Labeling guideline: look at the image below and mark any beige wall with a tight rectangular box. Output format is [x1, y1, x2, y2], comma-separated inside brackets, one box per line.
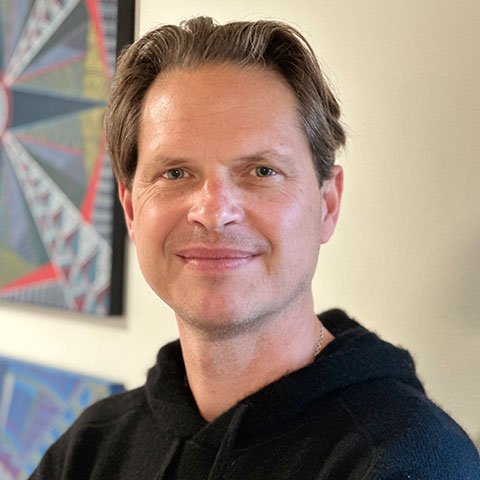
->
[1, 0, 478, 445]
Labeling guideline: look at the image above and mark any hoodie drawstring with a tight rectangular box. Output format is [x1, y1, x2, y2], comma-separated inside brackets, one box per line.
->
[155, 437, 183, 480]
[207, 403, 249, 480]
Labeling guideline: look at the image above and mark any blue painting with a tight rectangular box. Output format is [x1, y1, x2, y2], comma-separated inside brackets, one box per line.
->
[0, 355, 124, 479]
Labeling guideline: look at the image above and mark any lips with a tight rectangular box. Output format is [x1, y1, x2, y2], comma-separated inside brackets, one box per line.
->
[176, 246, 259, 271]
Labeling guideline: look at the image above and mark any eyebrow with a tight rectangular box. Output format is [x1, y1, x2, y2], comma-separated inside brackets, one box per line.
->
[146, 149, 293, 167]
[239, 150, 292, 162]
[147, 155, 192, 168]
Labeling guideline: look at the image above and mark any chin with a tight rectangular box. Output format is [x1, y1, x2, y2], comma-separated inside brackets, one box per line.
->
[174, 303, 268, 340]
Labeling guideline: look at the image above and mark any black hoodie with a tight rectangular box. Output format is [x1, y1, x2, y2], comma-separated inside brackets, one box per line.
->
[30, 309, 480, 479]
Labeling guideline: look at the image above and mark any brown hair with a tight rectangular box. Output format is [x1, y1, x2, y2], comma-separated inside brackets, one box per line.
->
[105, 16, 345, 189]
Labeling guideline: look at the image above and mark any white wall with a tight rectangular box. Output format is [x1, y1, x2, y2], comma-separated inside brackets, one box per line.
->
[1, 0, 478, 445]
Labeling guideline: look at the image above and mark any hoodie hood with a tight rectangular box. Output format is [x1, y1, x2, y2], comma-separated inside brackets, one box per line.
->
[145, 309, 424, 478]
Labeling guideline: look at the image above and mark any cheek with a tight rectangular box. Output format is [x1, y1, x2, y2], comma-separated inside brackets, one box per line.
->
[278, 189, 322, 232]
[252, 193, 322, 254]
[133, 198, 176, 256]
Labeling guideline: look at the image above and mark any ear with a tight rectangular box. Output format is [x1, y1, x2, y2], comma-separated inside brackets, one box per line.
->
[320, 165, 343, 244]
[118, 181, 136, 244]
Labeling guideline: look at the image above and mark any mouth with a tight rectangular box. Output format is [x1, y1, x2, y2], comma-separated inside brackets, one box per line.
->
[176, 247, 260, 272]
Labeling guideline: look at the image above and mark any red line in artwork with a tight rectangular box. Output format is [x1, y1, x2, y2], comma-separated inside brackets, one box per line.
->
[14, 53, 86, 85]
[84, 0, 111, 82]
[0, 262, 58, 293]
[81, 136, 106, 222]
[14, 133, 83, 157]
[0, 73, 13, 140]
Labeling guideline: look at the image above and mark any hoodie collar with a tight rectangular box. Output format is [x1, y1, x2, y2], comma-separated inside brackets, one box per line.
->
[145, 309, 423, 448]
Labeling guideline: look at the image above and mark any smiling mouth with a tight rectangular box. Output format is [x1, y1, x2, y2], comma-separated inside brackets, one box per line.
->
[176, 247, 259, 272]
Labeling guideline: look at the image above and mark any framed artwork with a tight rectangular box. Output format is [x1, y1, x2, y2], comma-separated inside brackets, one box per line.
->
[0, 354, 125, 479]
[0, 0, 134, 316]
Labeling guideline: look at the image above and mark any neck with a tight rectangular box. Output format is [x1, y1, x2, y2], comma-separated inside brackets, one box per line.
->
[176, 295, 334, 422]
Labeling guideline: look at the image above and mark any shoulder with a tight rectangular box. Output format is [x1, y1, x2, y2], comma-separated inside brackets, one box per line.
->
[29, 386, 152, 479]
[73, 385, 148, 427]
[339, 378, 480, 479]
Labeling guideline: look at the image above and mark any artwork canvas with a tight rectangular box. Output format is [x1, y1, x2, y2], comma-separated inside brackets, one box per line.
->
[0, 355, 125, 479]
[0, 0, 134, 315]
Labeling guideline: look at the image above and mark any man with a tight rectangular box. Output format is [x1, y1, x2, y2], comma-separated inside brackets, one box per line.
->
[31, 16, 479, 479]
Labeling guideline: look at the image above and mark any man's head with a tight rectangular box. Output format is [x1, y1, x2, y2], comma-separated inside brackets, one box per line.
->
[110, 17, 345, 335]
[105, 16, 345, 189]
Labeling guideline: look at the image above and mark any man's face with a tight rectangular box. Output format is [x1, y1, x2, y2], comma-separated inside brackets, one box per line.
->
[120, 64, 342, 334]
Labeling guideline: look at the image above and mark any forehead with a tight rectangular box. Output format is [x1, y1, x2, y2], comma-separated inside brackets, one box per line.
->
[144, 63, 297, 109]
[138, 64, 309, 162]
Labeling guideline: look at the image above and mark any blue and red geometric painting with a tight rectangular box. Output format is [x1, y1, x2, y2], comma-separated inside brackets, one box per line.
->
[0, 0, 132, 315]
[0, 355, 124, 479]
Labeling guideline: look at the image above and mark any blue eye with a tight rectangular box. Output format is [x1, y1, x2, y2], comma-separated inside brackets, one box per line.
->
[163, 168, 185, 180]
[254, 166, 275, 177]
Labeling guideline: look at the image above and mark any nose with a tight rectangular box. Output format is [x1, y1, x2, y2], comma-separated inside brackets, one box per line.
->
[187, 176, 245, 231]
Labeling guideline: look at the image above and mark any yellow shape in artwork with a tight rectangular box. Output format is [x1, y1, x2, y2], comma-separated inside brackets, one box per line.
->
[83, 20, 109, 100]
[18, 113, 84, 152]
[16, 62, 85, 98]
[0, 243, 35, 287]
[80, 106, 106, 179]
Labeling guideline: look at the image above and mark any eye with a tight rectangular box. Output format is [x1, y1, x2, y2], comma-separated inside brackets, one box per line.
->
[162, 168, 186, 180]
[253, 166, 276, 178]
